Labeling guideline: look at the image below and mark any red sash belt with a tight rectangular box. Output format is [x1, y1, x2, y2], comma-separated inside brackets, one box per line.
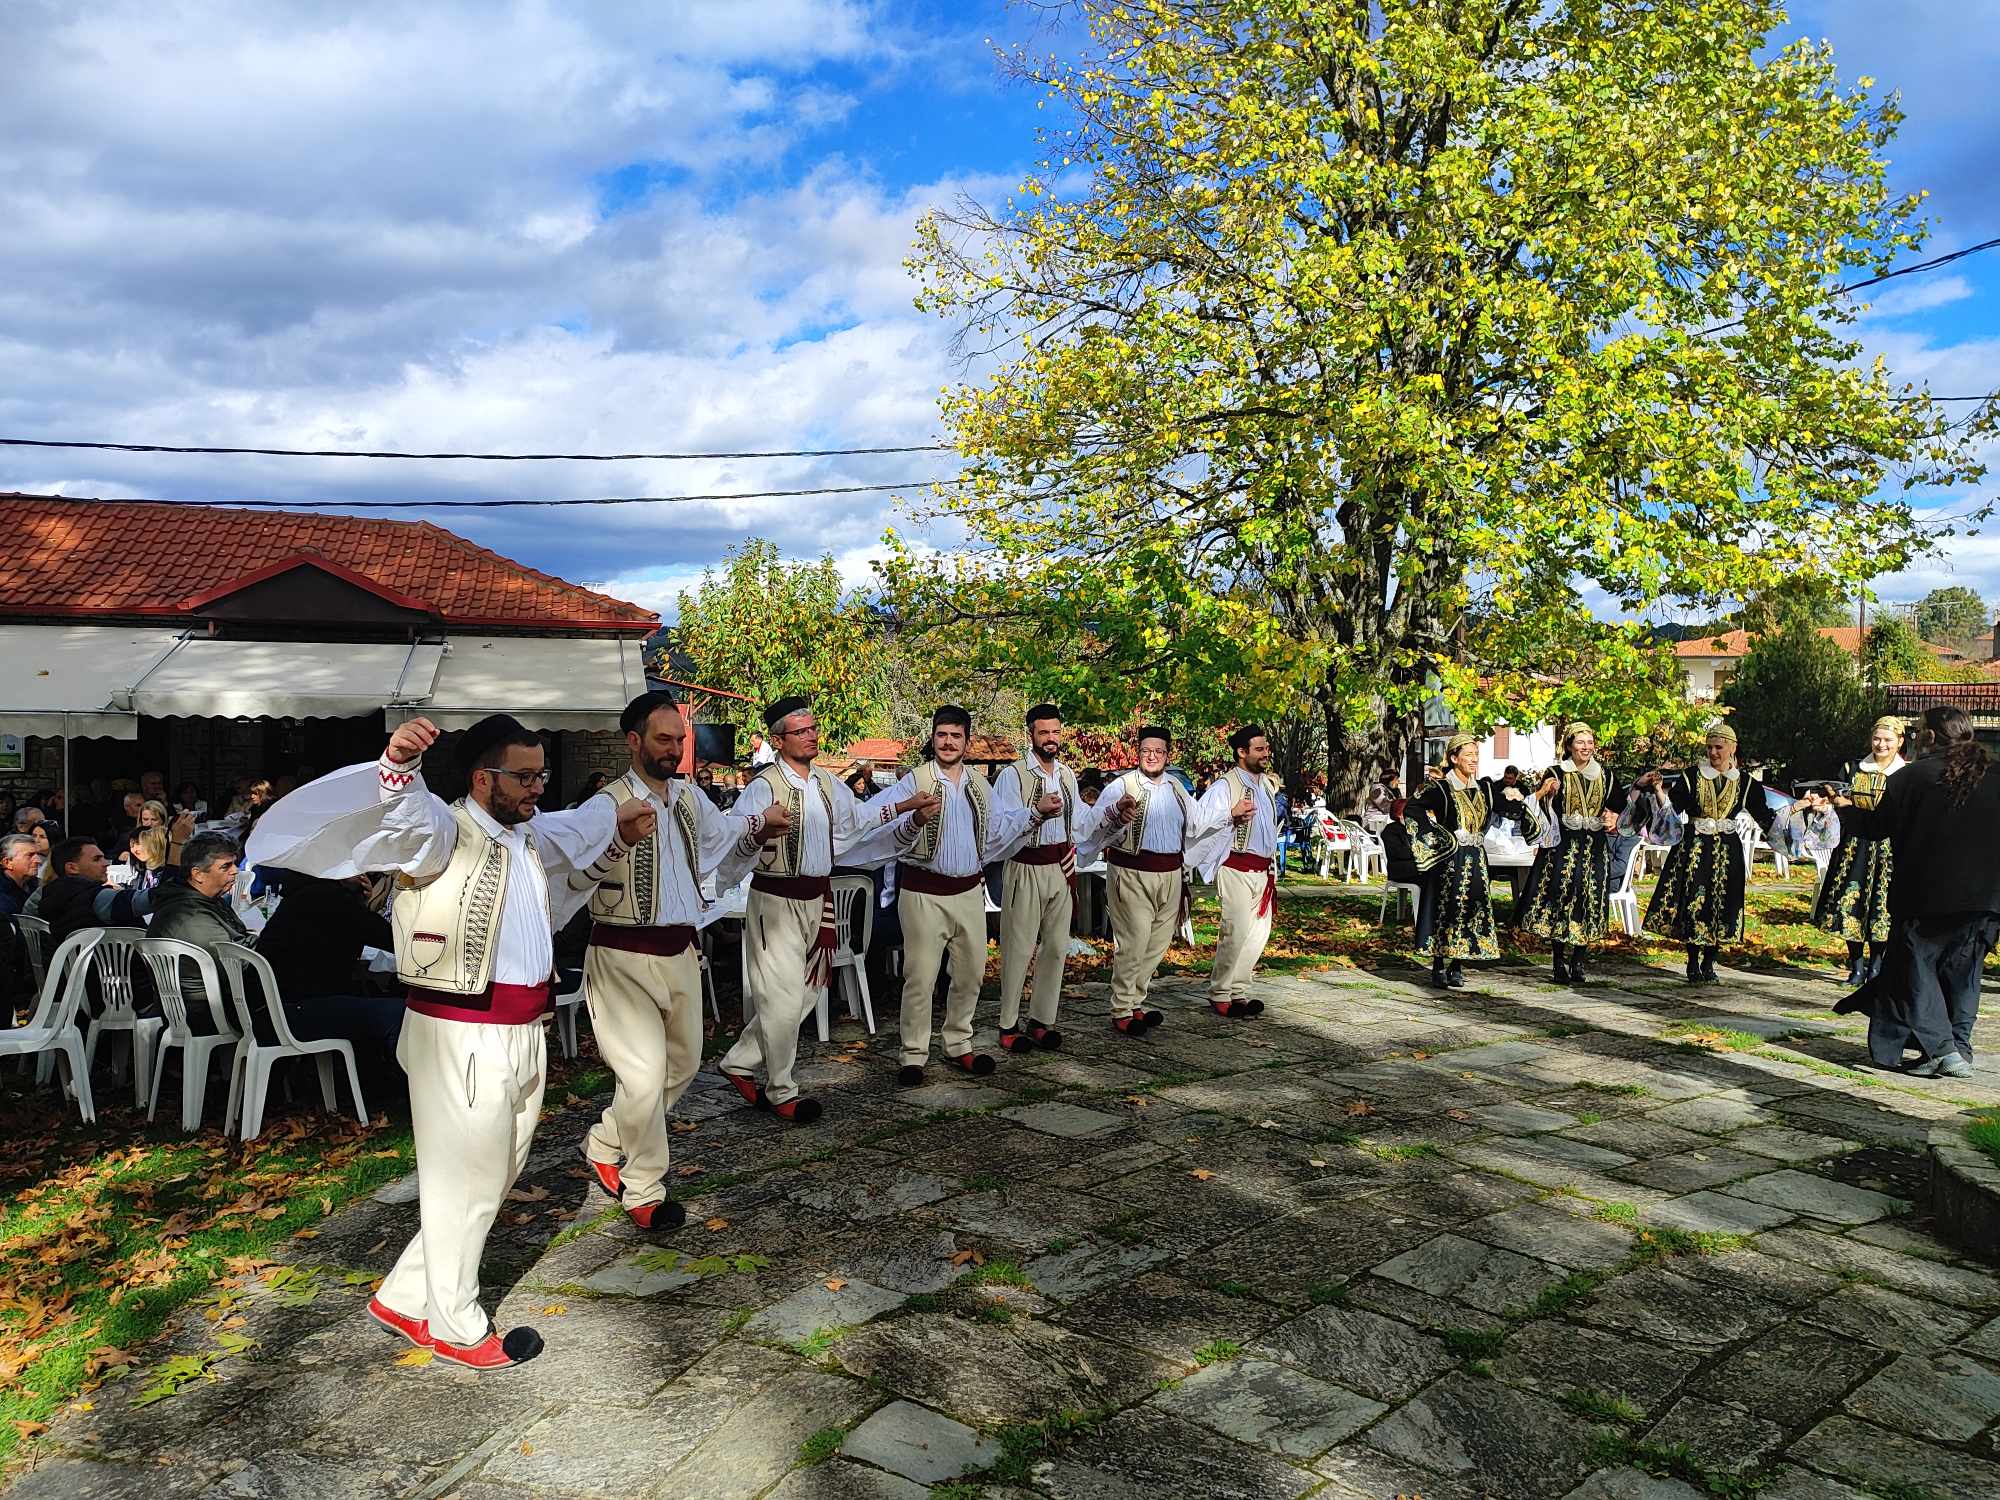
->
[749, 874, 838, 988]
[1109, 849, 1182, 873]
[406, 981, 551, 1027]
[896, 866, 984, 897]
[590, 922, 697, 957]
[752, 874, 831, 901]
[1224, 851, 1278, 918]
[1011, 843, 1071, 866]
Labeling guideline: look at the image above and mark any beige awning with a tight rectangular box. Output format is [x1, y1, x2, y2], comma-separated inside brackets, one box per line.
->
[0, 622, 168, 739]
[403, 635, 646, 732]
[123, 637, 445, 721]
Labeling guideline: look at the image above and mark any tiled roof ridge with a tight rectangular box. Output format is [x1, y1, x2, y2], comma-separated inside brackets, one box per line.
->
[412, 519, 653, 622]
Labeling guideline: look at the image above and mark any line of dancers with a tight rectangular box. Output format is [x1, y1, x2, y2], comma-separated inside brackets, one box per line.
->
[245, 695, 1989, 1371]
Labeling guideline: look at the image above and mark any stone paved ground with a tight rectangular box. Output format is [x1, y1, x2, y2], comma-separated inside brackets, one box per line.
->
[10, 904, 2000, 1500]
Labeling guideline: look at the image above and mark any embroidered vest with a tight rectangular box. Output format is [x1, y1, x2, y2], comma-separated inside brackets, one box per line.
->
[1847, 759, 1899, 812]
[587, 771, 705, 925]
[752, 763, 838, 876]
[1009, 757, 1077, 844]
[1222, 768, 1279, 853]
[391, 802, 545, 995]
[1116, 770, 1192, 854]
[1553, 763, 1610, 820]
[908, 760, 990, 865]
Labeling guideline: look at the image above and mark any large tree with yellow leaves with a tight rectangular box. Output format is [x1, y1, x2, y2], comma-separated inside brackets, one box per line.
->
[890, 0, 1989, 806]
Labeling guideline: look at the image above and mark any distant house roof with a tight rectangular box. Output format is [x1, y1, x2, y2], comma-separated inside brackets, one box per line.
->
[1674, 625, 1955, 661]
[0, 493, 657, 634]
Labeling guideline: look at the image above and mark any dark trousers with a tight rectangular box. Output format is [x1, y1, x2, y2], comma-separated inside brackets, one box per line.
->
[287, 993, 406, 1054]
[1863, 915, 1992, 1066]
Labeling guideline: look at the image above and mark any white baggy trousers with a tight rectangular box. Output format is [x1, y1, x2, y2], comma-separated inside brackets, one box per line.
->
[377, 1010, 546, 1346]
[583, 944, 703, 1208]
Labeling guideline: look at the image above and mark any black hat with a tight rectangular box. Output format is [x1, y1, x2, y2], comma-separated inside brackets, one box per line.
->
[763, 696, 811, 731]
[1229, 724, 1266, 753]
[455, 713, 537, 774]
[1136, 725, 1172, 749]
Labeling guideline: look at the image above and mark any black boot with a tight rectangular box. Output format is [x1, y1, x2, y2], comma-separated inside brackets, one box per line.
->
[1551, 944, 1570, 984]
[1699, 947, 1720, 984]
[1843, 943, 1864, 988]
[1685, 946, 1702, 984]
[1429, 961, 1451, 990]
[1569, 947, 1589, 986]
[1863, 946, 1884, 983]
[1446, 961, 1466, 989]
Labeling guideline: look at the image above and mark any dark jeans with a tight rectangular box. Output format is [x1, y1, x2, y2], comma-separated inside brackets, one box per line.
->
[1855, 915, 1993, 1066]
[285, 993, 406, 1054]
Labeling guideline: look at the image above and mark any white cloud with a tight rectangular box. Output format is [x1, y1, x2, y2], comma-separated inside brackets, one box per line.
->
[1855, 275, 1974, 321]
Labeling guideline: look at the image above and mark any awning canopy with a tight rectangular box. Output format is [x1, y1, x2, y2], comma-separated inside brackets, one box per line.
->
[405, 635, 645, 732]
[0, 622, 168, 739]
[123, 637, 445, 721]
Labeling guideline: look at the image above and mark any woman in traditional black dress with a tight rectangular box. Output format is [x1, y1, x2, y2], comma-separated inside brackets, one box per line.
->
[1642, 721, 1779, 983]
[1406, 733, 1542, 989]
[1811, 715, 1905, 987]
[1516, 722, 1626, 986]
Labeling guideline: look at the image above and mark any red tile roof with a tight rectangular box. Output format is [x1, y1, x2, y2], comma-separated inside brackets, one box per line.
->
[1674, 625, 1952, 660]
[0, 493, 656, 633]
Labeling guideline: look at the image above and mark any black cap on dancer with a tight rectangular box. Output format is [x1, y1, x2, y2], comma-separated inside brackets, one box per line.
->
[1229, 724, 1266, 753]
[454, 713, 536, 775]
[764, 695, 810, 731]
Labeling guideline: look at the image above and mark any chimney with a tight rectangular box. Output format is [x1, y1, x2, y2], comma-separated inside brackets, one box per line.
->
[1992, 616, 1999, 663]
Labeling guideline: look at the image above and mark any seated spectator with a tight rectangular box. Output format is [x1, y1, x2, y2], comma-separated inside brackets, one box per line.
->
[696, 766, 724, 806]
[106, 790, 145, 847]
[569, 771, 611, 809]
[253, 870, 403, 1052]
[226, 778, 273, 822]
[140, 770, 167, 804]
[13, 806, 43, 838]
[173, 780, 209, 821]
[0, 833, 40, 916]
[37, 835, 157, 943]
[145, 833, 246, 1029]
[120, 828, 167, 892]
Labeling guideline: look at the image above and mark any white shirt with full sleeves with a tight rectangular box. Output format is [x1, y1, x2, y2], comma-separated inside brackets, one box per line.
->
[875, 765, 1036, 876]
[731, 761, 911, 876]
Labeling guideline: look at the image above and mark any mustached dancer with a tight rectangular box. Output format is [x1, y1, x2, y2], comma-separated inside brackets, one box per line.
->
[992, 703, 1088, 1053]
[1197, 725, 1279, 1019]
[719, 697, 935, 1122]
[247, 714, 642, 1370]
[570, 692, 781, 1229]
[1079, 725, 1245, 1035]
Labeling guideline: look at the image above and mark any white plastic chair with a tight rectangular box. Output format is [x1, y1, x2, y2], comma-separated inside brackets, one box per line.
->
[14, 914, 51, 994]
[81, 927, 162, 1108]
[0, 929, 101, 1122]
[1608, 841, 1645, 938]
[211, 943, 366, 1141]
[136, 937, 242, 1131]
[1346, 821, 1387, 882]
[553, 973, 587, 1062]
[828, 874, 877, 1036]
[1377, 880, 1423, 925]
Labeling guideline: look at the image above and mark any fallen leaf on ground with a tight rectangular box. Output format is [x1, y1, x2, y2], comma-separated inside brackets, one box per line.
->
[319, 1197, 333, 1216]
[1342, 1099, 1374, 1117]
[824, 1278, 847, 1292]
[1308, 1159, 1328, 1168]
[671, 1121, 699, 1134]
[393, 1347, 434, 1367]
[1257, 1120, 1279, 1130]
[948, 1249, 985, 1267]
[11, 1420, 46, 1440]
[505, 1184, 550, 1203]
[676, 1166, 704, 1178]
[703, 1217, 729, 1232]
[290, 1229, 319, 1241]
[542, 1304, 567, 1316]
[1190, 1169, 1217, 1182]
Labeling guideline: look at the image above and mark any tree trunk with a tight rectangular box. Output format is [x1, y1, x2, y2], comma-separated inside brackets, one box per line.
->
[1323, 692, 1411, 815]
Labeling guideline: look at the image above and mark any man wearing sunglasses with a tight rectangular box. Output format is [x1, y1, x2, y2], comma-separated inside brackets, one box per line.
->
[248, 711, 647, 1374]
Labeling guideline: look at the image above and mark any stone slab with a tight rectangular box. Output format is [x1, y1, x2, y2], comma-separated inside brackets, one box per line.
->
[1371, 1232, 1567, 1316]
[1560, 1472, 1707, 1500]
[1728, 1125, 1861, 1163]
[1614, 1148, 1777, 1194]
[1643, 1395, 1787, 1478]
[841, 1399, 1000, 1484]
[1041, 1406, 1320, 1500]
[1464, 1201, 1637, 1271]
[1152, 1356, 1386, 1460]
[1641, 1190, 1794, 1236]
[1488, 1321, 1700, 1416]
[1363, 1371, 1603, 1499]
[1465, 1103, 1579, 1134]
[651, 1369, 879, 1500]
[743, 1278, 907, 1345]
[998, 1100, 1127, 1137]
[787, 1172, 960, 1222]
[1718, 1169, 1908, 1226]
[1845, 1350, 2000, 1441]
[1251, 1304, 1455, 1403]
[761, 1463, 930, 1500]
[1791, 1414, 2000, 1500]
[482, 1389, 736, 1493]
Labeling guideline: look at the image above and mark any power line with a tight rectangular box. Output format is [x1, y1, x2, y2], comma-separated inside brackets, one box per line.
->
[75, 477, 965, 511]
[1700, 234, 2000, 336]
[0, 436, 952, 461]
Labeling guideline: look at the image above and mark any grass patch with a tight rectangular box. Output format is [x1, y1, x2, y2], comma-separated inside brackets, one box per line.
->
[793, 1325, 851, 1360]
[1967, 1110, 2000, 1172]
[964, 1260, 1033, 1289]
[1573, 1112, 1604, 1126]
[1660, 1021, 1766, 1053]
[989, 1406, 1116, 1484]
[1631, 1227, 1750, 1263]
[965, 1172, 1009, 1194]
[1439, 1326, 1507, 1360]
[1192, 1338, 1243, 1366]
[1592, 1201, 1640, 1225]
[1364, 1141, 1442, 1161]
[798, 1425, 846, 1464]
[1095, 1210, 1150, 1246]
[722, 1308, 754, 1333]
[976, 1302, 1015, 1325]
[902, 1292, 945, 1314]
[1858, 1482, 1949, 1500]
[0, 1111, 416, 1462]
[1589, 1433, 1770, 1499]
[932, 1485, 987, 1500]
[1562, 1387, 1645, 1425]
[1581, 1082, 1650, 1098]
[1045, 1236, 1078, 1255]
[547, 1202, 623, 1248]
[1527, 1268, 1613, 1318]
[1308, 1281, 1350, 1306]
[1542, 1023, 1589, 1038]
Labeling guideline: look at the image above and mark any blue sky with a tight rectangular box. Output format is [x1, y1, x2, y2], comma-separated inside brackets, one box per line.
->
[1, 1, 1995, 624]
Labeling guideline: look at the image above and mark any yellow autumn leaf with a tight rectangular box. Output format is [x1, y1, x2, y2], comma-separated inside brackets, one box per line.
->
[393, 1347, 434, 1367]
